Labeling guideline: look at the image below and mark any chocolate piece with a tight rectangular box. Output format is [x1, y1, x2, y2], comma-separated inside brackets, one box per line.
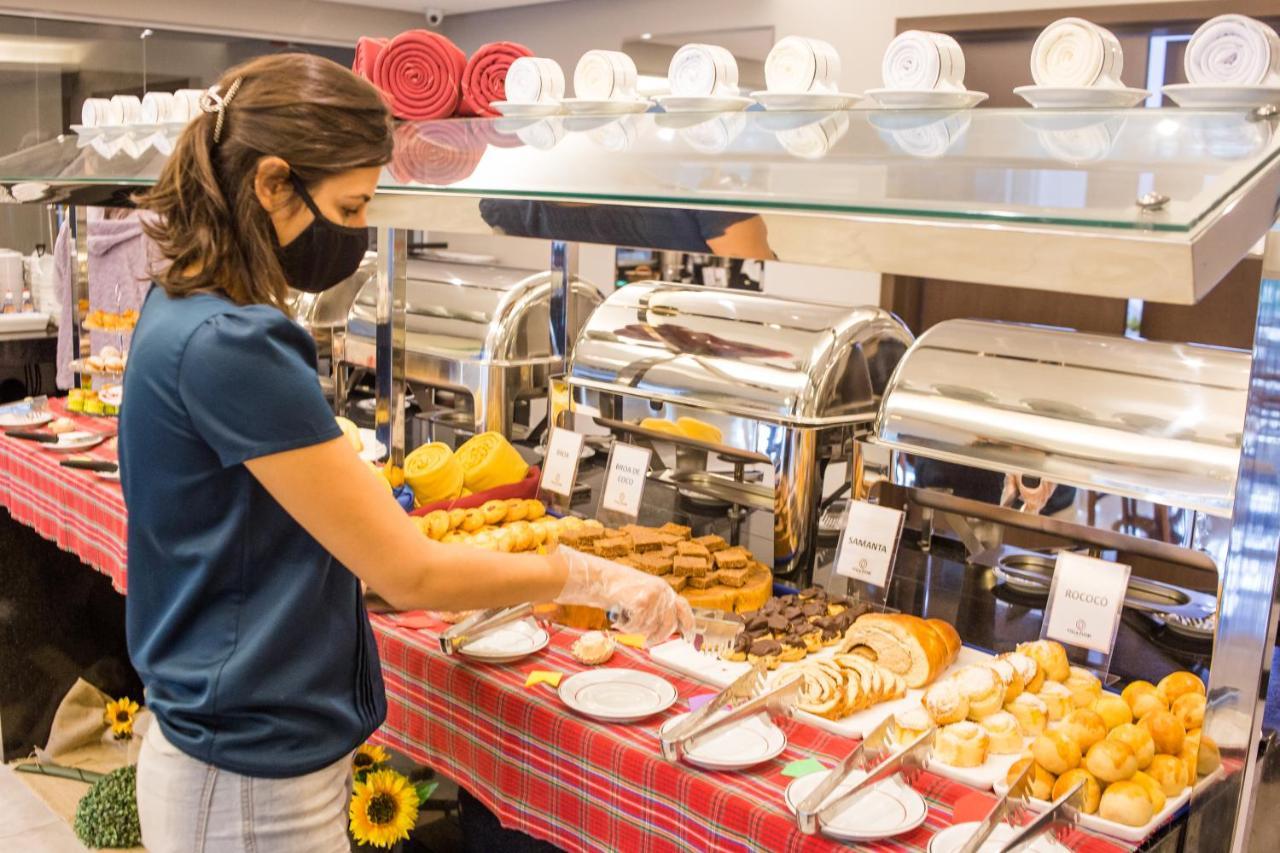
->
[802, 601, 827, 618]
[731, 633, 752, 654]
[692, 534, 728, 553]
[781, 605, 804, 621]
[798, 586, 826, 600]
[781, 633, 807, 650]
[748, 638, 782, 657]
[766, 614, 790, 633]
[745, 614, 770, 633]
[672, 556, 708, 577]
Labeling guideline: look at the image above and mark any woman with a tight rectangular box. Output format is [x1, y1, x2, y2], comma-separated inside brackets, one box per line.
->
[120, 53, 690, 852]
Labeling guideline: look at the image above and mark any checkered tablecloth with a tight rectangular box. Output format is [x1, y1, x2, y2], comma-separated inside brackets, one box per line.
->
[1, 412, 1142, 852]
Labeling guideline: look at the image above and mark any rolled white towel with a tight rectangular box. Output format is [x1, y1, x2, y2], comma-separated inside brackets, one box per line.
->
[505, 56, 565, 104]
[1185, 14, 1280, 87]
[764, 36, 841, 94]
[1031, 18, 1124, 88]
[79, 98, 112, 128]
[141, 91, 177, 124]
[110, 94, 142, 125]
[882, 30, 966, 92]
[668, 43, 739, 97]
[171, 89, 206, 123]
[573, 49, 638, 100]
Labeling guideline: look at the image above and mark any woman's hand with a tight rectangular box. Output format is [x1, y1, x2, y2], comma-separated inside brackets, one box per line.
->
[552, 547, 694, 646]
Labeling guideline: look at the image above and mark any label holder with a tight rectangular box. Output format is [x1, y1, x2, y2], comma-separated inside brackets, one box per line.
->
[832, 499, 906, 609]
[1040, 551, 1131, 680]
[595, 441, 652, 529]
[537, 426, 586, 516]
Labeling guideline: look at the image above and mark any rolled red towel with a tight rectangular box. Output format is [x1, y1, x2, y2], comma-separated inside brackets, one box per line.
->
[373, 29, 466, 121]
[387, 121, 485, 186]
[352, 36, 388, 81]
[457, 41, 534, 117]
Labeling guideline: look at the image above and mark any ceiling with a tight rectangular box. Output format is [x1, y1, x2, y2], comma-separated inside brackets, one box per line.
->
[335, 0, 563, 13]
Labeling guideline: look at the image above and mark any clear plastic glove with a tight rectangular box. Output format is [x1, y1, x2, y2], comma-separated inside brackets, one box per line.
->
[551, 546, 694, 646]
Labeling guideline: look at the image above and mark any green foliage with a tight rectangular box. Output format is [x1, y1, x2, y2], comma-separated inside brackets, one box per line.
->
[73, 764, 141, 849]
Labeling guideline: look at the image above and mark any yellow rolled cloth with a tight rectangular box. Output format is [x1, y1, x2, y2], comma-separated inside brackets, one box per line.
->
[405, 442, 464, 503]
[454, 431, 529, 492]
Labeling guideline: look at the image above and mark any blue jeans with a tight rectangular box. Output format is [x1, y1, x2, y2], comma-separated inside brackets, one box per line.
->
[137, 723, 352, 853]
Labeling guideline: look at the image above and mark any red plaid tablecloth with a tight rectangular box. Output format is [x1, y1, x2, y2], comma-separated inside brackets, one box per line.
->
[0, 412, 1141, 852]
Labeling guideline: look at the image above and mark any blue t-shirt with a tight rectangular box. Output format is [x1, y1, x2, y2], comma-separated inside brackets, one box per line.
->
[120, 287, 385, 778]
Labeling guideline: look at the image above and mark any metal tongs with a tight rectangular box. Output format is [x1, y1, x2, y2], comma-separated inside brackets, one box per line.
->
[997, 779, 1086, 853]
[660, 663, 802, 762]
[438, 603, 540, 654]
[955, 762, 1035, 853]
[796, 716, 935, 835]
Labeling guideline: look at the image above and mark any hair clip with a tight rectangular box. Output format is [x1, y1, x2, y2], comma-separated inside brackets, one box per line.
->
[199, 76, 244, 144]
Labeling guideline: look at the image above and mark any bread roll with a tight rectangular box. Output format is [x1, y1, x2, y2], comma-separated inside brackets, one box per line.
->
[923, 679, 969, 725]
[1093, 694, 1133, 730]
[1140, 709, 1186, 756]
[1099, 780, 1154, 827]
[935, 721, 989, 768]
[1032, 729, 1081, 775]
[1123, 681, 1166, 719]
[985, 658, 1025, 703]
[1060, 708, 1108, 751]
[845, 613, 950, 688]
[1053, 768, 1101, 814]
[1156, 671, 1205, 706]
[1007, 757, 1056, 800]
[1107, 723, 1155, 770]
[953, 665, 1006, 720]
[1183, 729, 1222, 778]
[1065, 666, 1102, 709]
[1037, 681, 1072, 721]
[893, 706, 935, 745]
[1146, 754, 1189, 796]
[1172, 692, 1205, 731]
[1000, 651, 1044, 693]
[1086, 739, 1138, 783]
[981, 711, 1024, 754]
[1018, 640, 1070, 682]
[1130, 770, 1167, 814]
[1006, 692, 1049, 737]
[927, 618, 962, 664]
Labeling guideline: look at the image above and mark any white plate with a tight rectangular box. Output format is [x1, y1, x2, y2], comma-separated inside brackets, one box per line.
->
[0, 410, 53, 428]
[1014, 85, 1150, 109]
[0, 312, 52, 334]
[929, 821, 1070, 853]
[492, 101, 563, 118]
[784, 769, 929, 842]
[750, 91, 862, 111]
[558, 668, 677, 723]
[457, 619, 549, 663]
[654, 95, 753, 113]
[658, 711, 787, 770]
[926, 738, 1030, 790]
[1162, 84, 1280, 109]
[357, 428, 387, 463]
[865, 88, 989, 109]
[560, 98, 650, 115]
[42, 431, 107, 452]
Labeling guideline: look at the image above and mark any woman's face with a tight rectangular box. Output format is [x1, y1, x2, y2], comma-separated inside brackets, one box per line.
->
[256, 160, 381, 248]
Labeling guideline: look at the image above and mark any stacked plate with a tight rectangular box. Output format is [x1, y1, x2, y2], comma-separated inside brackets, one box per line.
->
[457, 620, 550, 664]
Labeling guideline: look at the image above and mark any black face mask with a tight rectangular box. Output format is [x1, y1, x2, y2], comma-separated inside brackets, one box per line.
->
[276, 173, 368, 293]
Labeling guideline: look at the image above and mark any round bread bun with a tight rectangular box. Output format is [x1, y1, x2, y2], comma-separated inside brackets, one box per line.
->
[1006, 692, 1049, 737]
[1107, 722, 1156, 770]
[481, 500, 507, 525]
[1093, 694, 1133, 731]
[954, 665, 1006, 720]
[1065, 666, 1103, 709]
[923, 679, 969, 726]
[1130, 770, 1167, 814]
[1183, 729, 1222, 778]
[985, 658, 1025, 703]
[935, 721, 990, 768]
[1007, 757, 1056, 801]
[1060, 708, 1108, 751]
[504, 497, 529, 522]
[524, 499, 546, 520]
[86, 355, 105, 371]
[1085, 738, 1139, 783]
[1053, 768, 1102, 814]
[1123, 681, 1167, 719]
[1156, 671, 1205, 706]
[99, 345, 121, 360]
[448, 508, 466, 530]
[1032, 729, 1081, 775]
[980, 711, 1024, 755]
[1171, 692, 1206, 732]
[893, 706, 935, 745]
[1099, 780, 1155, 827]
[1018, 640, 1070, 683]
[1000, 652, 1044, 693]
[1146, 753, 1189, 797]
[1037, 681, 1072, 721]
[1139, 709, 1186, 756]
[104, 356, 126, 372]
[335, 416, 363, 453]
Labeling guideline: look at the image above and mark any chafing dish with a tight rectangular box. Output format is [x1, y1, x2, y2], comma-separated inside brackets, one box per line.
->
[335, 258, 602, 440]
[566, 281, 913, 577]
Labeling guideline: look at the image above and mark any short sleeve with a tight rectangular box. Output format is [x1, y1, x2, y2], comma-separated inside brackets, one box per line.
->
[178, 307, 342, 467]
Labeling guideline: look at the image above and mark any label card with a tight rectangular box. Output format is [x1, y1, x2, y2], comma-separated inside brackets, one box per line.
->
[598, 442, 652, 521]
[539, 427, 585, 498]
[1042, 552, 1131, 658]
[834, 501, 906, 595]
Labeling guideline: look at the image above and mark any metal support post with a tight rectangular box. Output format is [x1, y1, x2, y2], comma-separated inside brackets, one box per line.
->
[375, 226, 408, 467]
[68, 206, 89, 388]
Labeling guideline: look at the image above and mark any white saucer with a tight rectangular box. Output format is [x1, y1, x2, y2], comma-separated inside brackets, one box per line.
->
[43, 431, 107, 452]
[655, 95, 753, 113]
[1014, 85, 1150, 109]
[929, 821, 1070, 853]
[784, 769, 929, 842]
[560, 98, 650, 116]
[492, 101, 563, 118]
[457, 620, 550, 663]
[658, 712, 787, 770]
[0, 410, 53, 428]
[558, 668, 677, 723]
[750, 91, 863, 111]
[866, 88, 989, 110]
[1162, 84, 1280, 109]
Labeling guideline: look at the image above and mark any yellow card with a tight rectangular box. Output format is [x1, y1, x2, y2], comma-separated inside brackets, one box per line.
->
[524, 670, 562, 688]
[614, 634, 646, 649]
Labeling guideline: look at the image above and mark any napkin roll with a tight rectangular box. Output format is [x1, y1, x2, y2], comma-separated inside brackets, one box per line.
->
[1031, 18, 1124, 88]
[80, 98, 112, 128]
[505, 56, 566, 104]
[1185, 14, 1280, 87]
[373, 29, 468, 121]
[172, 90, 205, 122]
[764, 36, 841, 93]
[141, 91, 177, 124]
[668, 43, 739, 97]
[881, 30, 966, 92]
[459, 41, 534, 117]
[573, 49, 638, 100]
[110, 95, 142, 125]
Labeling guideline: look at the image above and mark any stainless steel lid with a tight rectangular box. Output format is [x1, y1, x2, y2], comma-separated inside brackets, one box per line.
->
[567, 281, 913, 426]
[874, 319, 1249, 516]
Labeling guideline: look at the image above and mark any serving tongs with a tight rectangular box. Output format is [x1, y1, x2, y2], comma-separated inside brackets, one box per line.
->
[796, 719, 935, 836]
[997, 779, 1086, 853]
[605, 604, 742, 655]
[659, 662, 801, 762]
[956, 762, 1035, 853]
[438, 603, 541, 654]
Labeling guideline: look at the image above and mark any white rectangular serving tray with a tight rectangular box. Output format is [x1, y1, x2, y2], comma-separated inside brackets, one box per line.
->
[0, 312, 51, 334]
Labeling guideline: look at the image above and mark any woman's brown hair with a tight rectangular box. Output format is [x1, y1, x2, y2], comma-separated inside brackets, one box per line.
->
[139, 53, 393, 309]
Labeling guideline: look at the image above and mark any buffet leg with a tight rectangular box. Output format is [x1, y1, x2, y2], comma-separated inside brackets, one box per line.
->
[1187, 219, 1280, 853]
[68, 205, 89, 389]
[375, 227, 409, 467]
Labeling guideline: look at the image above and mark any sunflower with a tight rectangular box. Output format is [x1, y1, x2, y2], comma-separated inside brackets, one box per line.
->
[352, 743, 390, 776]
[349, 769, 419, 848]
[104, 698, 139, 740]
